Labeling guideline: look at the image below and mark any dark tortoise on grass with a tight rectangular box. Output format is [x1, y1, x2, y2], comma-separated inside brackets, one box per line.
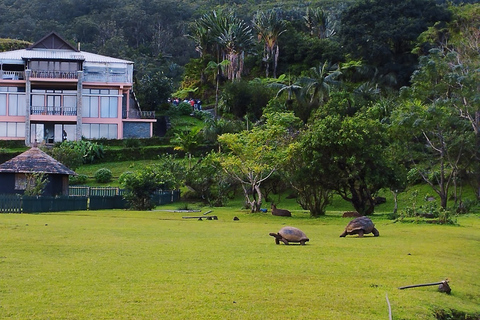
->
[269, 226, 309, 245]
[340, 216, 379, 237]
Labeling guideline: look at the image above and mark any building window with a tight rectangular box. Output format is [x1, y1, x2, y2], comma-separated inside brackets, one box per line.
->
[0, 94, 6, 115]
[8, 93, 26, 116]
[0, 122, 25, 138]
[100, 96, 117, 118]
[15, 174, 27, 190]
[82, 89, 119, 118]
[82, 123, 117, 139]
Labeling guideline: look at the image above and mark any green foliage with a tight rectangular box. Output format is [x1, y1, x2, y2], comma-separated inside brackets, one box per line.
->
[94, 168, 113, 183]
[218, 112, 300, 212]
[184, 153, 233, 206]
[119, 155, 185, 210]
[69, 174, 88, 185]
[59, 140, 104, 164]
[172, 127, 203, 156]
[168, 102, 192, 116]
[339, 0, 451, 88]
[23, 172, 48, 196]
[300, 101, 401, 215]
[219, 80, 275, 120]
[135, 72, 173, 112]
[48, 145, 84, 171]
[0, 38, 31, 52]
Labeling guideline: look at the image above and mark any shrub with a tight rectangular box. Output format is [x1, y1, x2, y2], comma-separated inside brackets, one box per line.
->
[168, 102, 192, 116]
[70, 174, 88, 185]
[94, 168, 112, 183]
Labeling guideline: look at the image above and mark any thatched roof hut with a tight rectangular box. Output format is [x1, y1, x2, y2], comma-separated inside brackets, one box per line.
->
[0, 147, 75, 196]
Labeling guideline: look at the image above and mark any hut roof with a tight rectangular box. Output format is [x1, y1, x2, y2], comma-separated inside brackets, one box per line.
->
[0, 147, 75, 175]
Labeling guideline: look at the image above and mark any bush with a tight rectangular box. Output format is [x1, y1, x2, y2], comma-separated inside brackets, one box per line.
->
[94, 168, 112, 183]
[70, 174, 88, 185]
[168, 102, 192, 116]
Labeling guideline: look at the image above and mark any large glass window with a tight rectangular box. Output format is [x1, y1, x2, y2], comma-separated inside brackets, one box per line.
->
[0, 94, 6, 115]
[82, 96, 99, 117]
[0, 122, 25, 138]
[100, 96, 117, 118]
[82, 123, 117, 139]
[8, 94, 26, 116]
[83, 89, 119, 118]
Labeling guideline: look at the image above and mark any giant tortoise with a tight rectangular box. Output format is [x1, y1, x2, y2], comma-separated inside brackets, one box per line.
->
[269, 226, 309, 245]
[340, 216, 379, 237]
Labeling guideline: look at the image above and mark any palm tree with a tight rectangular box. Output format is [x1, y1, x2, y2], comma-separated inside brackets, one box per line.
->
[300, 61, 341, 105]
[188, 10, 254, 81]
[206, 59, 230, 118]
[252, 10, 287, 78]
[303, 8, 336, 39]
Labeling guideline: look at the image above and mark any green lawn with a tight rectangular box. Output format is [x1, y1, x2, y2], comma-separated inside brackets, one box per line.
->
[1, 205, 479, 320]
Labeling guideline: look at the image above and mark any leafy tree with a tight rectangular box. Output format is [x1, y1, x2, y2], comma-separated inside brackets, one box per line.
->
[218, 112, 301, 212]
[48, 145, 83, 171]
[281, 141, 333, 217]
[301, 94, 399, 215]
[392, 50, 475, 209]
[135, 71, 173, 112]
[415, 3, 480, 200]
[340, 0, 451, 88]
[219, 80, 275, 120]
[120, 166, 165, 210]
[120, 155, 185, 210]
[184, 153, 233, 206]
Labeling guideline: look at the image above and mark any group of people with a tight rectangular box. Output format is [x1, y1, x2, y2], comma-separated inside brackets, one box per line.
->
[168, 97, 202, 111]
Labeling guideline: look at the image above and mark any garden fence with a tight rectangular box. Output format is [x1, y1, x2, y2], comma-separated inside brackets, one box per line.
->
[0, 188, 180, 213]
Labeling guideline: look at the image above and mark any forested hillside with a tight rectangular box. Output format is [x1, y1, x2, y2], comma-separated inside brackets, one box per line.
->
[0, 0, 472, 109]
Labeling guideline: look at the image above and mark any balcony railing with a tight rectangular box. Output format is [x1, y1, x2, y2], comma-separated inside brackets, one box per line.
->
[1, 71, 25, 80]
[123, 110, 155, 119]
[30, 70, 78, 79]
[31, 106, 77, 116]
[83, 73, 131, 83]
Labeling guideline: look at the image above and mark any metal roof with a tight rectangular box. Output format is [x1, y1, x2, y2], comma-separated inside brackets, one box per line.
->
[0, 48, 133, 64]
[0, 147, 76, 175]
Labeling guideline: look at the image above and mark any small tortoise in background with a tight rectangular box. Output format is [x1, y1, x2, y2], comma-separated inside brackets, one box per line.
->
[269, 226, 309, 245]
[340, 216, 379, 237]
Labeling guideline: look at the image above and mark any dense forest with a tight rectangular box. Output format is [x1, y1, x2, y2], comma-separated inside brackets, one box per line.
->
[1, 0, 479, 215]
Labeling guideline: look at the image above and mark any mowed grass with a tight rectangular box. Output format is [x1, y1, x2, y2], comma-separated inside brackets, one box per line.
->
[0, 206, 479, 320]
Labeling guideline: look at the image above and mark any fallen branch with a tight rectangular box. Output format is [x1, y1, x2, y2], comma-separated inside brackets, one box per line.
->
[398, 279, 451, 294]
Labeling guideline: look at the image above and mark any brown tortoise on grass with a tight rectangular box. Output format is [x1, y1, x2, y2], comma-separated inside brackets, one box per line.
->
[269, 226, 309, 245]
[340, 216, 379, 237]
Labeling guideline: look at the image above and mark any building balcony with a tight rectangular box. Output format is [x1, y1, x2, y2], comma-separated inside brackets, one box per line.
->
[30, 70, 78, 80]
[1, 71, 25, 80]
[30, 105, 77, 116]
[123, 110, 155, 119]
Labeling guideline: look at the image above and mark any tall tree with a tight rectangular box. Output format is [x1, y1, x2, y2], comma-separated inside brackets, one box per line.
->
[301, 92, 399, 215]
[303, 7, 335, 39]
[188, 10, 254, 81]
[252, 10, 287, 78]
[415, 3, 480, 200]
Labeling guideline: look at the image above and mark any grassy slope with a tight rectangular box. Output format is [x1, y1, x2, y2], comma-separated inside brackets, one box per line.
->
[0, 206, 479, 320]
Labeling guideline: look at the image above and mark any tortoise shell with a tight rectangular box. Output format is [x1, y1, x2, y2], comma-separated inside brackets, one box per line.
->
[270, 226, 309, 245]
[340, 216, 379, 237]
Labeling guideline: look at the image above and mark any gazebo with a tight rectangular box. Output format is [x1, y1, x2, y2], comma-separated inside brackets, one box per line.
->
[0, 147, 75, 196]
